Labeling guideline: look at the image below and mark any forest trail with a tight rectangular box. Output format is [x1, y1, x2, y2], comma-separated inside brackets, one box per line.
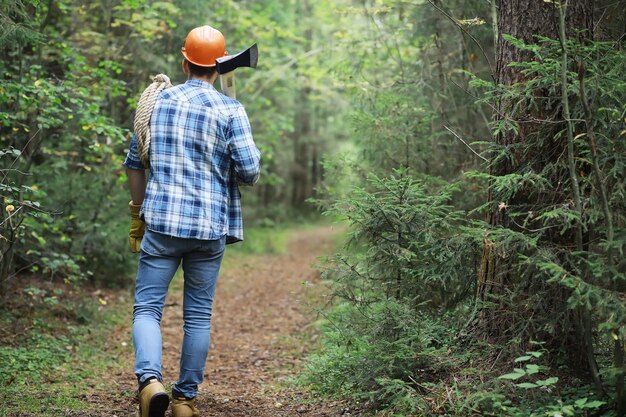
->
[91, 225, 344, 417]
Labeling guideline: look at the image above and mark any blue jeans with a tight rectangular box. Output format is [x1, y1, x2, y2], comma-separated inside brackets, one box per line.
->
[133, 229, 226, 399]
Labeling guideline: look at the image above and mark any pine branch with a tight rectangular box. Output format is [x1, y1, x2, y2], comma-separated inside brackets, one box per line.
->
[443, 126, 487, 162]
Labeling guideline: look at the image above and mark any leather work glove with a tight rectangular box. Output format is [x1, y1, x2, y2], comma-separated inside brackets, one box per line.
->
[128, 201, 145, 253]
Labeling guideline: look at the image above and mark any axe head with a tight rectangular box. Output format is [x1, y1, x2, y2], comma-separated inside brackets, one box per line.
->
[216, 43, 258, 74]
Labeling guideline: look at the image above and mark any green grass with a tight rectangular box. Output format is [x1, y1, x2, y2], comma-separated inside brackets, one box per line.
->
[221, 221, 332, 269]
[0, 286, 132, 416]
[227, 224, 294, 255]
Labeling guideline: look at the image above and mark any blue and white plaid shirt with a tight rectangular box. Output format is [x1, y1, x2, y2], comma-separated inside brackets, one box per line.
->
[124, 79, 261, 243]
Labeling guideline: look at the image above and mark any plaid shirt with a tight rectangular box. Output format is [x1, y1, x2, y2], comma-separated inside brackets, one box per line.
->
[124, 79, 261, 243]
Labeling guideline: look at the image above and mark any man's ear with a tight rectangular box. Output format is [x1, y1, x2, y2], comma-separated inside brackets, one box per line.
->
[182, 59, 189, 78]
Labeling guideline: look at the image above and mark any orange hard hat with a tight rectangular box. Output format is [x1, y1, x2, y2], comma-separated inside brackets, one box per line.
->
[181, 25, 227, 67]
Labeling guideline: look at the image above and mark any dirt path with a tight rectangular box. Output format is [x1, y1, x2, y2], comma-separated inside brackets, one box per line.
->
[101, 226, 344, 416]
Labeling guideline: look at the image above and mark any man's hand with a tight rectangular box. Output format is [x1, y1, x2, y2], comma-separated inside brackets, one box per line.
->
[128, 201, 145, 253]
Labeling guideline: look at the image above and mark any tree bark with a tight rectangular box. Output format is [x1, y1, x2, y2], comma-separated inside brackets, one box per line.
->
[477, 0, 594, 357]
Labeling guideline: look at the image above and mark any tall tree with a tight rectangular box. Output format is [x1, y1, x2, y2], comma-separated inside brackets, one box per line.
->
[477, 0, 598, 373]
[291, 0, 314, 209]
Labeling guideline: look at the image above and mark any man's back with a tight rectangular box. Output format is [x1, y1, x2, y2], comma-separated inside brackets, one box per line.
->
[138, 79, 260, 242]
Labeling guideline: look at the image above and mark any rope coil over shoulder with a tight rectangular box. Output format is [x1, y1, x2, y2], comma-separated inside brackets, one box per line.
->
[133, 74, 173, 168]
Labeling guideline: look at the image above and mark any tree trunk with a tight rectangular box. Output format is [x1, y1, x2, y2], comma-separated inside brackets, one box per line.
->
[477, 0, 594, 358]
[291, 0, 313, 210]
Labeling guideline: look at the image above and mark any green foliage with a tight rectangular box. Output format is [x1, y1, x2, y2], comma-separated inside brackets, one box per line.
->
[302, 171, 478, 413]
[498, 348, 557, 388]
[329, 171, 478, 310]
[302, 300, 453, 414]
[463, 349, 608, 417]
[0, 0, 41, 48]
[0, 334, 70, 387]
[0, 0, 197, 288]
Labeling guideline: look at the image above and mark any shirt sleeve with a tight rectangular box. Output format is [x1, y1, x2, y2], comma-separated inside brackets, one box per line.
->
[228, 106, 261, 185]
[123, 133, 146, 170]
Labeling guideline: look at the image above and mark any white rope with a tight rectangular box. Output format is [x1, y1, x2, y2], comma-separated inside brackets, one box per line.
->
[134, 74, 172, 168]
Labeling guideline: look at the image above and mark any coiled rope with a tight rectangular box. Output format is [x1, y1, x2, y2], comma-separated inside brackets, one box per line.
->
[133, 74, 172, 168]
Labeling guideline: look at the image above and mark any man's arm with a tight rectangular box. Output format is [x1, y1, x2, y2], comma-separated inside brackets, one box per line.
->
[127, 168, 146, 205]
[123, 134, 148, 204]
[123, 134, 147, 252]
[228, 106, 261, 185]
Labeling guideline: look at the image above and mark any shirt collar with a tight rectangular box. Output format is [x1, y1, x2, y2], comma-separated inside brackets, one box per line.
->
[185, 79, 217, 90]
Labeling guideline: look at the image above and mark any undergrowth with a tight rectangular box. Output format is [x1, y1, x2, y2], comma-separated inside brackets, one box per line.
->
[300, 167, 616, 416]
[0, 279, 132, 416]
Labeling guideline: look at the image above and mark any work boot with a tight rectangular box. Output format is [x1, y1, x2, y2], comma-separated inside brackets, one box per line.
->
[171, 394, 200, 417]
[138, 379, 169, 417]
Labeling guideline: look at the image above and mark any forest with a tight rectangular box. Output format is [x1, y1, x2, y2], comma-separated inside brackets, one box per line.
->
[1, 0, 625, 416]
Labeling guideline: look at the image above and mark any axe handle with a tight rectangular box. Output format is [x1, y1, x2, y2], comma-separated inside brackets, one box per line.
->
[220, 72, 236, 99]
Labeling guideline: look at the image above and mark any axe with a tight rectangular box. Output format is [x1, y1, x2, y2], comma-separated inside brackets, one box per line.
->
[216, 43, 258, 99]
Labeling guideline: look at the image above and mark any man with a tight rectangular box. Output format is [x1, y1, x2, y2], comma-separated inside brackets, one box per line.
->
[123, 25, 261, 417]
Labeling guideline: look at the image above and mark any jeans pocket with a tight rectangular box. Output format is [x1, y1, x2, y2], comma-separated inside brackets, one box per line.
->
[199, 235, 226, 255]
[141, 230, 169, 255]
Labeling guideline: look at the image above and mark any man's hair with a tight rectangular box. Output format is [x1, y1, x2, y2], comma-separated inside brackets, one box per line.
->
[187, 61, 218, 78]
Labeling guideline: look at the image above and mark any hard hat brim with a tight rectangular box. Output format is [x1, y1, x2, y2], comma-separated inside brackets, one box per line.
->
[181, 47, 218, 68]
